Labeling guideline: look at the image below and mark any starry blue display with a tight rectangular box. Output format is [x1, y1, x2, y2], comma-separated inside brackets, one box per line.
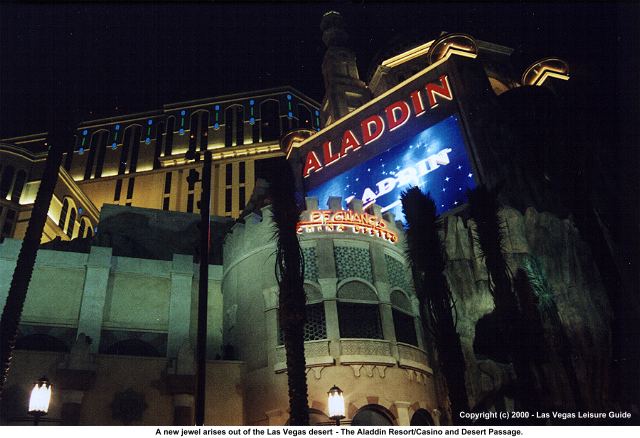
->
[307, 114, 476, 222]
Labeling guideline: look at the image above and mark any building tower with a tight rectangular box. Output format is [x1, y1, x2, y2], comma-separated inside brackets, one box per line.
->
[320, 11, 371, 126]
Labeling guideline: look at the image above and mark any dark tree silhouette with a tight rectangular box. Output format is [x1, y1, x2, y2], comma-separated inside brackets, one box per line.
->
[0, 134, 65, 398]
[467, 185, 540, 418]
[401, 187, 470, 423]
[268, 158, 309, 426]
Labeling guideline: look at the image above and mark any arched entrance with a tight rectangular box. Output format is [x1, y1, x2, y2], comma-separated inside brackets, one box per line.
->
[351, 405, 394, 426]
[410, 409, 435, 426]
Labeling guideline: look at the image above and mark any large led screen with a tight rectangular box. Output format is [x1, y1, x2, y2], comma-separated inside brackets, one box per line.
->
[307, 114, 476, 222]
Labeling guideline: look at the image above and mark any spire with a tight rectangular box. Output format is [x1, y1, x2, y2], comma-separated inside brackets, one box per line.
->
[320, 11, 371, 126]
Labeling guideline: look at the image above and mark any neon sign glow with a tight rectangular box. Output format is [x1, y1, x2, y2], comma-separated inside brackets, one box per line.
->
[308, 114, 476, 221]
[302, 75, 454, 179]
[296, 210, 398, 243]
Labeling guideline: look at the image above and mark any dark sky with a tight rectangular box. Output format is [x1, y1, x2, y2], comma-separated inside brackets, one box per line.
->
[0, 2, 637, 139]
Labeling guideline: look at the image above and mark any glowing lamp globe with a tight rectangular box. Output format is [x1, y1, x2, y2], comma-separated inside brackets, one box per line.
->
[327, 385, 345, 422]
[28, 376, 52, 416]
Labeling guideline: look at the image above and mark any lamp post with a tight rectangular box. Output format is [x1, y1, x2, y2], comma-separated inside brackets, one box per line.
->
[327, 385, 345, 426]
[28, 376, 52, 425]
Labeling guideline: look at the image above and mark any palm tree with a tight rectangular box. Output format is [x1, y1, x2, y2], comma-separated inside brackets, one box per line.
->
[401, 187, 470, 423]
[0, 136, 65, 397]
[268, 158, 309, 426]
[467, 185, 540, 417]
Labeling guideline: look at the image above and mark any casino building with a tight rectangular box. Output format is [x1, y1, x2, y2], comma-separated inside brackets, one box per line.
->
[0, 11, 623, 426]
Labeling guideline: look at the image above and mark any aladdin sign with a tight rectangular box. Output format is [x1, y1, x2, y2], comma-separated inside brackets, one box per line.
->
[296, 210, 398, 243]
[308, 114, 476, 220]
[302, 75, 454, 179]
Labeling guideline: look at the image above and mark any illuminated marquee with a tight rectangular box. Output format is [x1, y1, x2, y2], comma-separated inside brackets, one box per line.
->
[302, 74, 454, 179]
[308, 114, 476, 221]
[296, 210, 398, 243]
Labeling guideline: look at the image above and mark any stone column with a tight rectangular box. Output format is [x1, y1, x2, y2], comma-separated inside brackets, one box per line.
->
[165, 342, 196, 425]
[394, 401, 411, 426]
[316, 238, 339, 356]
[77, 246, 112, 352]
[167, 254, 194, 358]
[370, 242, 397, 355]
[56, 334, 96, 425]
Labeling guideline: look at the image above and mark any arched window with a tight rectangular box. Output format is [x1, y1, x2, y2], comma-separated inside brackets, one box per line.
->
[351, 405, 394, 426]
[93, 130, 109, 178]
[298, 104, 312, 129]
[199, 111, 210, 152]
[0, 165, 15, 199]
[188, 112, 199, 156]
[165, 116, 175, 157]
[58, 198, 70, 229]
[337, 281, 382, 339]
[153, 121, 164, 169]
[260, 100, 280, 142]
[11, 170, 26, 202]
[390, 289, 418, 346]
[118, 127, 132, 175]
[84, 132, 100, 180]
[410, 409, 434, 426]
[127, 125, 142, 173]
[78, 217, 92, 238]
[66, 207, 76, 238]
[278, 284, 327, 344]
[224, 105, 244, 147]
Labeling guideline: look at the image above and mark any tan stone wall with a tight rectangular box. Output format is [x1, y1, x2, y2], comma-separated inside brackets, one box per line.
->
[1, 351, 244, 426]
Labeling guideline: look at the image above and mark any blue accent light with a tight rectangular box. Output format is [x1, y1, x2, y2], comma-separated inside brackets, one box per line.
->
[78, 207, 84, 214]
[287, 111, 293, 118]
[79, 147, 84, 154]
[214, 105, 220, 110]
[249, 99, 255, 106]
[112, 142, 117, 149]
[315, 110, 320, 116]
[145, 137, 151, 144]
[115, 124, 120, 130]
[180, 110, 186, 116]
[214, 123, 219, 129]
[82, 129, 88, 135]
[147, 119, 153, 125]
[286, 94, 292, 100]
[308, 115, 476, 221]
[249, 117, 255, 125]
[179, 128, 185, 135]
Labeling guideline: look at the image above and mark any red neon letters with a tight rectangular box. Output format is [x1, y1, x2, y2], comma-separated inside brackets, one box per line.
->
[303, 74, 453, 178]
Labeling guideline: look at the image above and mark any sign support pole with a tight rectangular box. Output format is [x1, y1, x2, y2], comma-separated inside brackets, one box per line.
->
[194, 151, 212, 425]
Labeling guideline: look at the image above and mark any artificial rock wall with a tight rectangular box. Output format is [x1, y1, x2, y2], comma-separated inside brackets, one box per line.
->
[440, 206, 612, 412]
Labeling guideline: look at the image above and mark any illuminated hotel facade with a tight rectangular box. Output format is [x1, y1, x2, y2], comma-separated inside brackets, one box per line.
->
[0, 12, 620, 426]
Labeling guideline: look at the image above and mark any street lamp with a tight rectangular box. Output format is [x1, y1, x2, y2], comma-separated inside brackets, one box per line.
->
[28, 376, 52, 425]
[327, 385, 345, 426]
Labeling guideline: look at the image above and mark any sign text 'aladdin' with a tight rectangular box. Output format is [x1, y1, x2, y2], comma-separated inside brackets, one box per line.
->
[296, 210, 398, 243]
[303, 74, 454, 178]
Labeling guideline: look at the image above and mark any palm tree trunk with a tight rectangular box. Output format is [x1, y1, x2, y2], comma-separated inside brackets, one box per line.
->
[467, 185, 540, 418]
[401, 187, 470, 424]
[268, 158, 309, 426]
[0, 138, 64, 398]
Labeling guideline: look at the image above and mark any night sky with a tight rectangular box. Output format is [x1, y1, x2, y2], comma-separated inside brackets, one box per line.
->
[0, 2, 637, 140]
